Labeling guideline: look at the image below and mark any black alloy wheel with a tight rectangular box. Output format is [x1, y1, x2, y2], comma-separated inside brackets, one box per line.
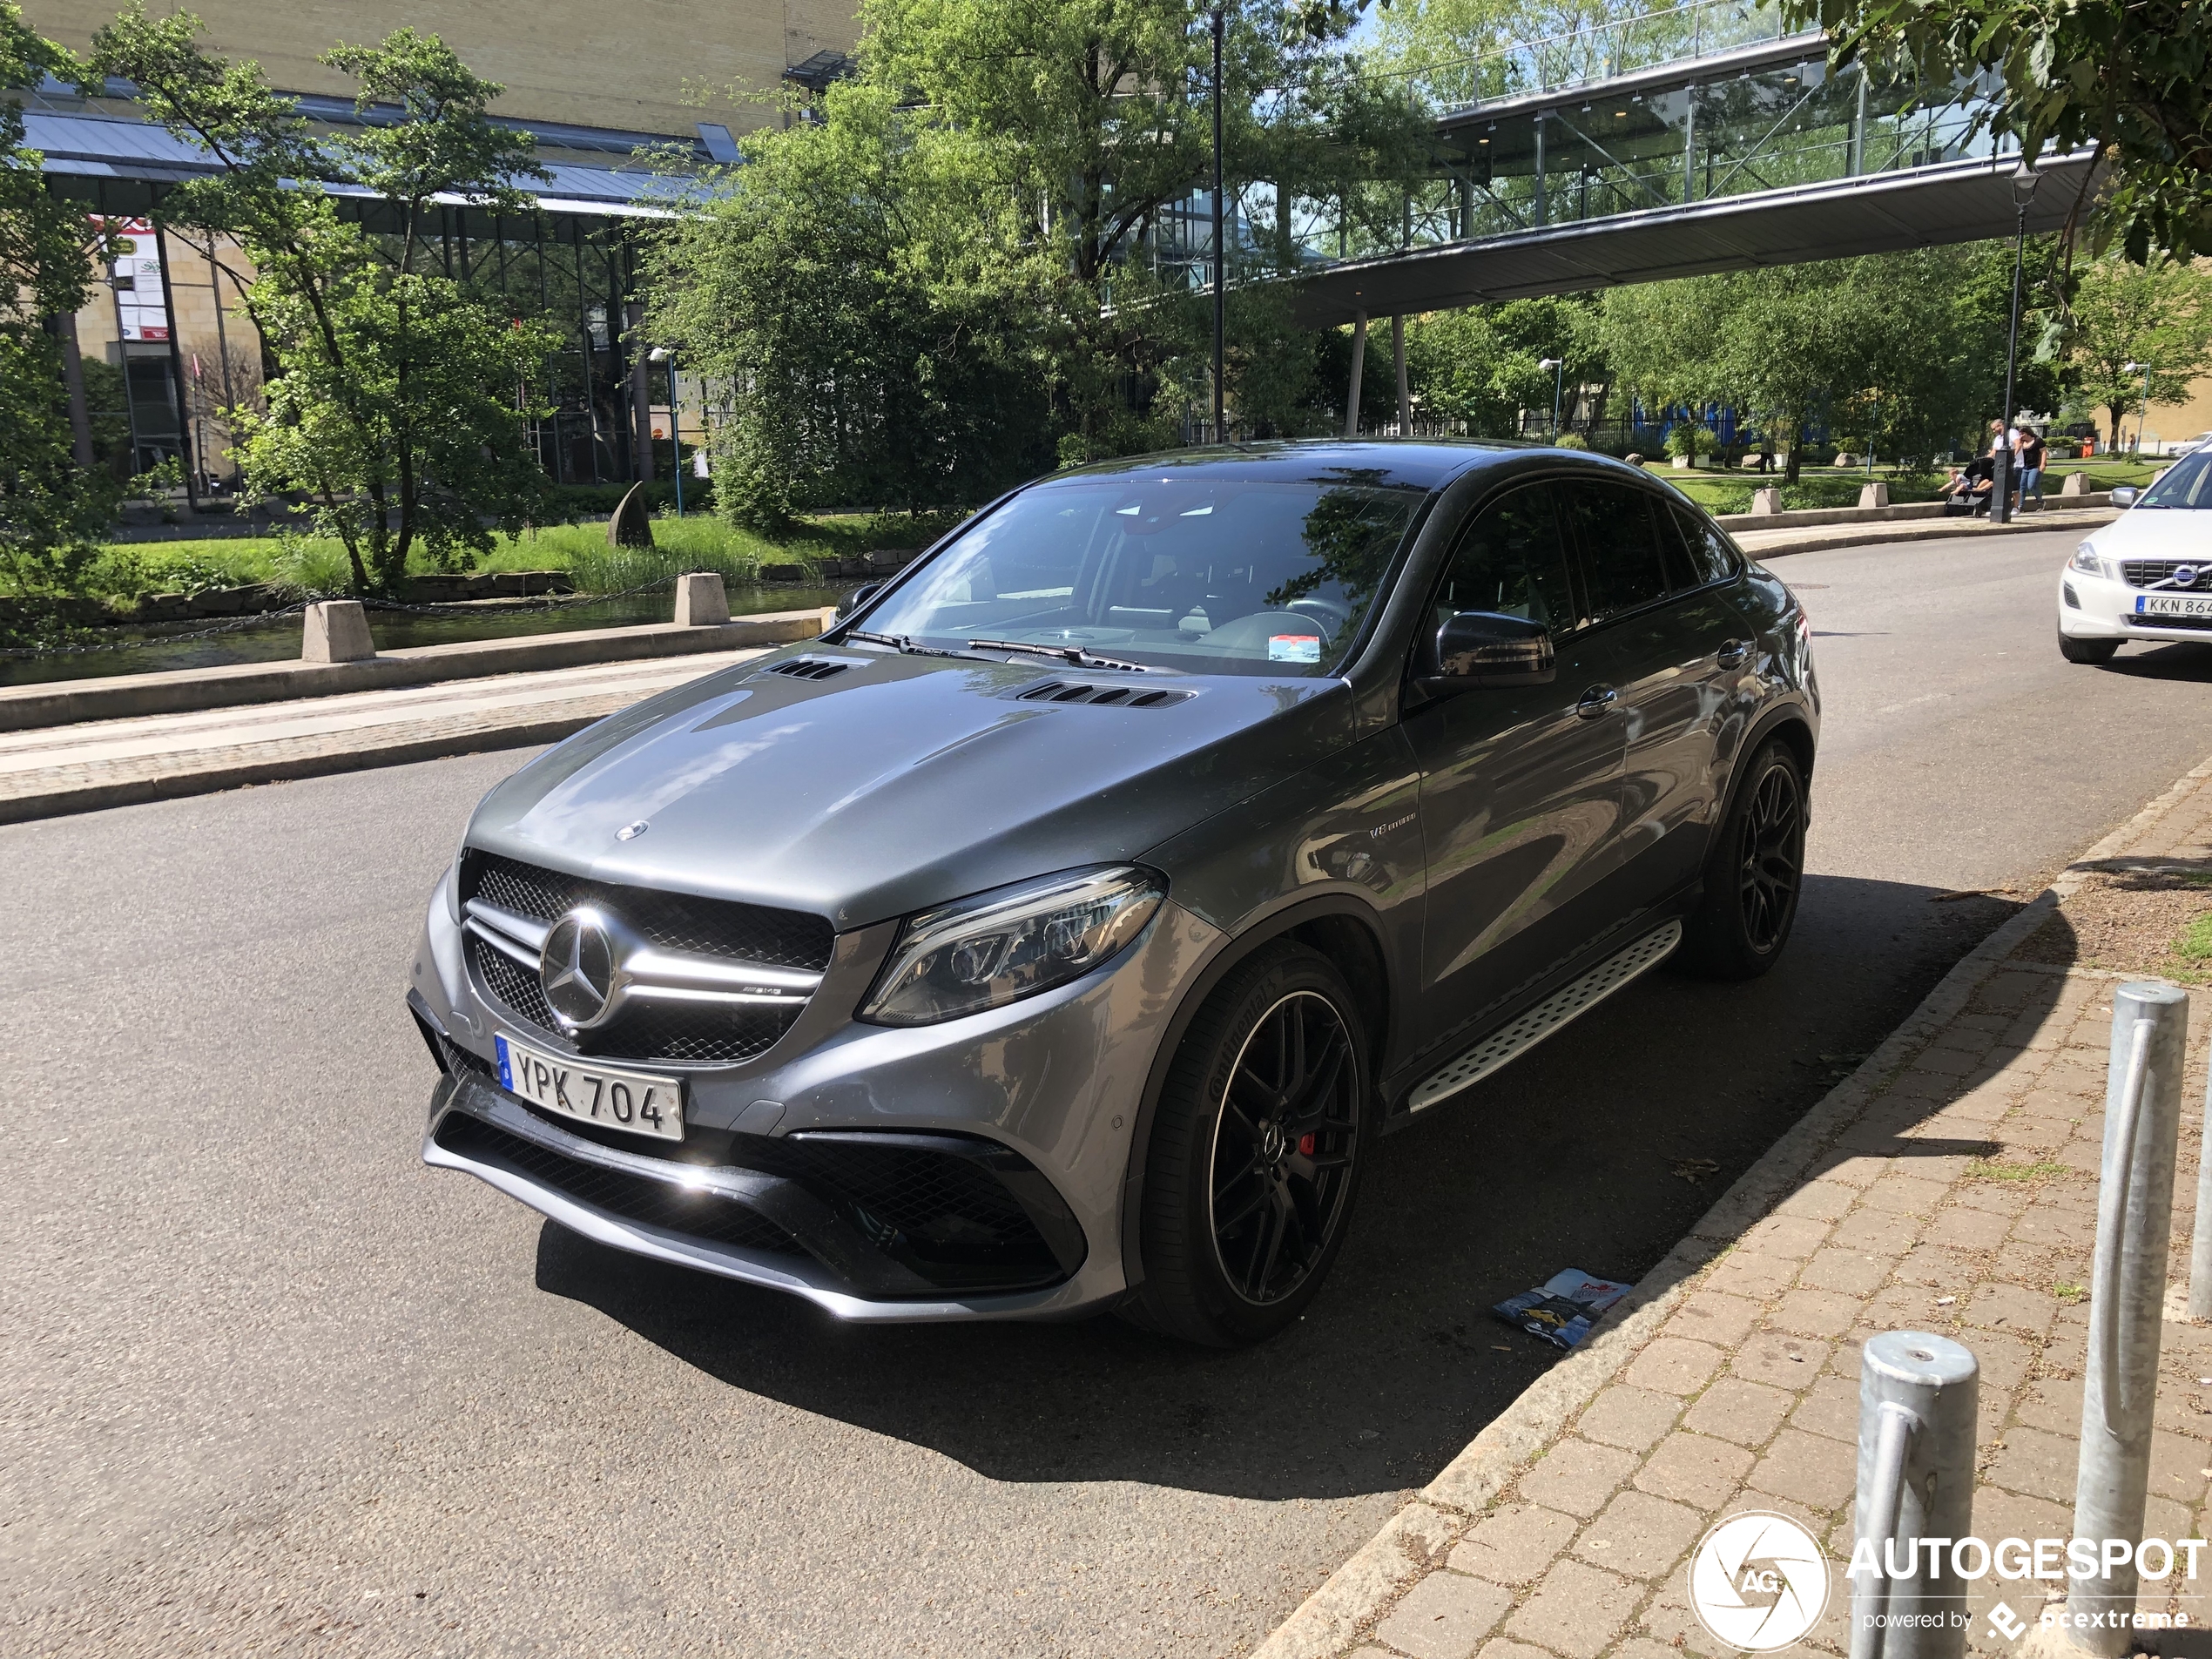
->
[1737, 758, 1804, 954]
[1676, 738, 1807, 981]
[1121, 941, 1370, 1345]
[1206, 990, 1360, 1307]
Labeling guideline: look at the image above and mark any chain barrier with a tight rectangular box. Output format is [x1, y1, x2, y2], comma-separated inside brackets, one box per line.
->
[0, 577, 679, 662]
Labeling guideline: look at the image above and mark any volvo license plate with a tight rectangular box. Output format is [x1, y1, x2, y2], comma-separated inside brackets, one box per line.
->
[493, 1032, 685, 1142]
[2135, 593, 2212, 618]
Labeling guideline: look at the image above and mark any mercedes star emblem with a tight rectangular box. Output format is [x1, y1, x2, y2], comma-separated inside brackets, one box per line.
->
[539, 909, 618, 1029]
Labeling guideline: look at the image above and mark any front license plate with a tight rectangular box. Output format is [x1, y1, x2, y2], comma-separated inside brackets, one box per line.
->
[493, 1032, 685, 1142]
[2135, 593, 2212, 617]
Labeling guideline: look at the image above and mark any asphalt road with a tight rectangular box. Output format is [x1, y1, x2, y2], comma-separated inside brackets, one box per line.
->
[8, 528, 2212, 1659]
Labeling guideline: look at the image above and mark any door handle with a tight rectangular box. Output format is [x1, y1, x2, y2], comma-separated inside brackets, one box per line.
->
[1575, 685, 1618, 719]
[1716, 639, 1750, 670]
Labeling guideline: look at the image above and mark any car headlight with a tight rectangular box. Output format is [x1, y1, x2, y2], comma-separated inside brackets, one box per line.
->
[859, 866, 1166, 1026]
[2070, 543, 2115, 581]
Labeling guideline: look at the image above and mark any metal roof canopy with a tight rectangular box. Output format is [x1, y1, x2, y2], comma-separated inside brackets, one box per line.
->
[1433, 32, 1831, 132]
[1288, 150, 2097, 327]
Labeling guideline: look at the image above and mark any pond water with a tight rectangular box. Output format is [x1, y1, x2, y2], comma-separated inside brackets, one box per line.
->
[0, 584, 854, 690]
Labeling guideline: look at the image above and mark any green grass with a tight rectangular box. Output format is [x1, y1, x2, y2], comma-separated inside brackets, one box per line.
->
[1964, 1157, 2074, 1183]
[1642, 466, 1945, 516]
[55, 509, 954, 605]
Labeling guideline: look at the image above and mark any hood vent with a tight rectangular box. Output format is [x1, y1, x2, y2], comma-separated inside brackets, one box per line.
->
[762, 658, 859, 681]
[1014, 679, 1197, 708]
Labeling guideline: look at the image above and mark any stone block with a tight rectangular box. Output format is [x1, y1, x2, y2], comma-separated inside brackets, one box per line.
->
[1448, 1502, 1578, 1586]
[1798, 1246, 1893, 1297]
[1626, 1336, 1727, 1397]
[1580, 1384, 1683, 1453]
[1731, 1332, 1831, 1390]
[1503, 1559, 1642, 1653]
[1790, 1374, 1861, 1443]
[1519, 1437, 1640, 1518]
[1635, 1431, 1755, 1506]
[2061, 470, 2089, 496]
[1750, 487, 1783, 515]
[1666, 1291, 1763, 1349]
[1575, 1488, 1704, 1579]
[1749, 1427, 1858, 1509]
[673, 570, 731, 627]
[1684, 1376, 1794, 1447]
[301, 599, 374, 664]
[1859, 480, 1891, 508]
[1372, 1570, 1512, 1659]
[1771, 1288, 1864, 1339]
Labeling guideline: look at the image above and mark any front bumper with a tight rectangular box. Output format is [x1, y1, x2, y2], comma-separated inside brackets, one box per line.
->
[2060, 569, 2212, 644]
[410, 878, 1221, 1321]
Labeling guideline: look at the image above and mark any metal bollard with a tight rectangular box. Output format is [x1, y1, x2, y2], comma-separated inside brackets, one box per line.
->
[2067, 981, 2189, 1655]
[2189, 1047, 2212, 1321]
[1849, 1331, 1979, 1659]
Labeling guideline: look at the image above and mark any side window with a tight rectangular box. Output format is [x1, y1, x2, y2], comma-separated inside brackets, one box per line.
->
[1669, 503, 1741, 586]
[1562, 482, 1673, 620]
[1432, 484, 1578, 637]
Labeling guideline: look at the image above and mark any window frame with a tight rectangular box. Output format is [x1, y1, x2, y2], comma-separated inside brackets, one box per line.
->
[1406, 477, 1589, 682]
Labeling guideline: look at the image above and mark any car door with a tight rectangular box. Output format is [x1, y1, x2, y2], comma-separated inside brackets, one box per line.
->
[1401, 481, 1628, 1055]
[1558, 480, 1755, 904]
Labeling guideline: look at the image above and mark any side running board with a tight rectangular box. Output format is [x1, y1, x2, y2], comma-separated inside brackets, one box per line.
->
[1408, 921, 1684, 1114]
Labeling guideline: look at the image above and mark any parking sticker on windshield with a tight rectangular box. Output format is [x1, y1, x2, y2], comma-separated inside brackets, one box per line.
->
[1268, 634, 1322, 663]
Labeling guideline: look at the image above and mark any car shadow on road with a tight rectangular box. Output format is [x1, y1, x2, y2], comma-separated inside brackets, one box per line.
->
[2100, 641, 2212, 679]
[531, 873, 2067, 1504]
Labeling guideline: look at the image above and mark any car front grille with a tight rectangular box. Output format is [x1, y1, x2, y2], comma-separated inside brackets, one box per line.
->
[460, 852, 832, 1067]
[2128, 612, 2212, 631]
[2122, 561, 2212, 591]
[435, 1111, 803, 1257]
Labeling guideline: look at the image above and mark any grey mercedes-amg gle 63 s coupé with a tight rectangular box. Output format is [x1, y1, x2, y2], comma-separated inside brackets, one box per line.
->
[409, 441, 1817, 1345]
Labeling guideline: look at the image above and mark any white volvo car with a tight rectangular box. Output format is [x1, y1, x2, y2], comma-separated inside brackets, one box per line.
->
[2060, 451, 2212, 663]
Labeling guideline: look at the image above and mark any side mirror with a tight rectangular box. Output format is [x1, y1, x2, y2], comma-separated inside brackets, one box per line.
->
[837, 580, 884, 619]
[2111, 486, 2139, 508]
[1424, 611, 1556, 691]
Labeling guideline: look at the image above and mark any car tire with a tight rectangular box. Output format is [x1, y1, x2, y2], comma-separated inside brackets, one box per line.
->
[1676, 738, 1807, 981]
[1119, 942, 1369, 1346]
[2058, 631, 2119, 664]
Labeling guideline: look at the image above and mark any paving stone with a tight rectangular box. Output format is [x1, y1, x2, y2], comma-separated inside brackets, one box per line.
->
[1447, 1503, 1579, 1588]
[1372, 1570, 1513, 1659]
[1984, 1425, 2079, 1504]
[1625, 1336, 1726, 1397]
[1518, 1437, 1640, 1519]
[1971, 1332, 2038, 1394]
[1894, 1242, 1979, 1288]
[1578, 1385, 1683, 1453]
[1665, 1291, 1762, 1349]
[1925, 1205, 2017, 1251]
[1740, 1214, 1834, 1260]
[1503, 1559, 1642, 1654]
[1683, 1376, 1795, 1447]
[1953, 1182, 2034, 1216]
[1702, 1251, 1799, 1300]
[1471, 1643, 1556, 1659]
[1830, 1208, 1922, 1252]
[1791, 1374, 1861, 1443]
[1797, 1245, 1896, 1297]
[1748, 1427, 1858, 1510]
[2149, 1430, 2212, 1508]
[1775, 1181, 1859, 1222]
[1573, 1488, 1704, 1580]
[1965, 1281, 2058, 1337]
[1635, 1431, 1755, 1507]
[1731, 1332, 1831, 1391]
[1771, 1288, 1865, 1339]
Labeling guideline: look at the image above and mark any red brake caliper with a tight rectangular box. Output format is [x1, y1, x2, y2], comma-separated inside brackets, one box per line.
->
[1298, 1132, 1317, 1157]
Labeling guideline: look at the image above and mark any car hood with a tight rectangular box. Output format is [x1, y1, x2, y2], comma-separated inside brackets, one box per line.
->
[467, 651, 1352, 929]
[2093, 509, 2212, 556]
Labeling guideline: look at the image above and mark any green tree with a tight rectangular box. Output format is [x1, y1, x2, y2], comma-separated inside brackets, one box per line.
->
[86, 9, 562, 593]
[1408, 294, 1600, 437]
[1784, 0, 2212, 262]
[0, 2, 118, 598]
[2060, 255, 2212, 448]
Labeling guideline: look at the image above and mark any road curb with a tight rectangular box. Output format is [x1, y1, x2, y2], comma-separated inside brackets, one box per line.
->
[1737, 509, 2115, 562]
[0, 711, 604, 826]
[1248, 751, 2212, 1659]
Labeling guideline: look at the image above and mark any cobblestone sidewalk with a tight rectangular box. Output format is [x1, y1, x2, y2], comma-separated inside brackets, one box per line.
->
[1257, 756, 2212, 1659]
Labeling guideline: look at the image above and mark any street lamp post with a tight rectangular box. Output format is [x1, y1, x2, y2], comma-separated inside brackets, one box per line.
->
[1210, 6, 1225, 446]
[650, 346, 683, 516]
[1539, 356, 1563, 442]
[1992, 158, 2038, 525]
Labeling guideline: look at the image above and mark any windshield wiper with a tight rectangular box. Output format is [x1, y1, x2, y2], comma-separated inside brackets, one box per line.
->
[845, 630, 995, 661]
[967, 637, 1157, 673]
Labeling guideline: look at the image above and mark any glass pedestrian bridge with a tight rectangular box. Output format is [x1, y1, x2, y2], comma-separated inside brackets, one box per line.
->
[1280, 0, 2096, 326]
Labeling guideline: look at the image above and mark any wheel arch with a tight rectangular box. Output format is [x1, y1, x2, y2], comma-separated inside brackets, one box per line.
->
[1116, 892, 1394, 1298]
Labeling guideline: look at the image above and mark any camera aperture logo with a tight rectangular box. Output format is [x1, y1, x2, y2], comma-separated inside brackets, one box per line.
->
[1689, 1511, 1832, 1652]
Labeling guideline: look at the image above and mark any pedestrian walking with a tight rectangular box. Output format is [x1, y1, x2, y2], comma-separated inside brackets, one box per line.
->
[2014, 422, 2045, 511]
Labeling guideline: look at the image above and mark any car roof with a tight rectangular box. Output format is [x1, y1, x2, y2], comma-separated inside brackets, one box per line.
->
[1040, 438, 1561, 496]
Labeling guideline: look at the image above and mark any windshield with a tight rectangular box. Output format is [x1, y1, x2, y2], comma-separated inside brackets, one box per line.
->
[2138, 452, 2212, 509]
[857, 471, 1426, 677]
